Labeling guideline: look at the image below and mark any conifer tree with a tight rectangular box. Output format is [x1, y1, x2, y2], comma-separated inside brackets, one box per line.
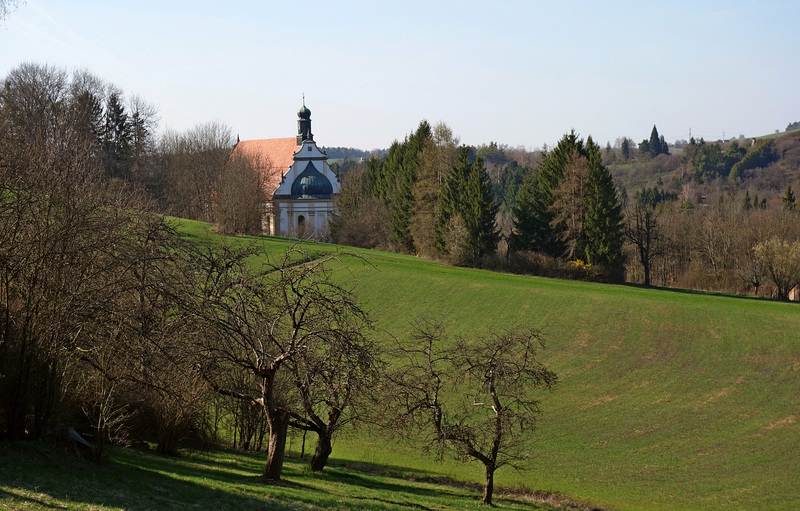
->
[370, 121, 432, 253]
[511, 131, 582, 257]
[782, 185, 797, 212]
[437, 147, 498, 264]
[649, 125, 661, 156]
[582, 137, 625, 269]
[101, 90, 132, 180]
[512, 132, 624, 273]
[620, 137, 631, 161]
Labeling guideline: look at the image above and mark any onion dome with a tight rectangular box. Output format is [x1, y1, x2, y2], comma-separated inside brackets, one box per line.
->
[298, 104, 311, 120]
[291, 162, 333, 199]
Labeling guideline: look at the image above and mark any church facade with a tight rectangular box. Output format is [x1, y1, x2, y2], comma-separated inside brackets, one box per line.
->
[230, 103, 340, 240]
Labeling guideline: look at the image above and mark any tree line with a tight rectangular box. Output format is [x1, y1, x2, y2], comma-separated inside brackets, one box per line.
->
[332, 120, 800, 297]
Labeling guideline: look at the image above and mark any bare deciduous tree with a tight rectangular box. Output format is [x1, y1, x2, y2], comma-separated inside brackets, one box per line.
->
[214, 153, 268, 235]
[385, 319, 557, 505]
[186, 244, 374, 480]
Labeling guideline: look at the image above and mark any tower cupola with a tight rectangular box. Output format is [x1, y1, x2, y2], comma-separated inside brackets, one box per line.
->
[296, 96, 313, 144]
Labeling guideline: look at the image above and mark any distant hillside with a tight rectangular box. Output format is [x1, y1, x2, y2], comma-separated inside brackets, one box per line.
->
[320, 146, 372, 160]
[609, 130, 800, 197]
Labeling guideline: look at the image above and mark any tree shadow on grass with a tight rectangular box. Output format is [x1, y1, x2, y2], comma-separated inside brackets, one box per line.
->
[622, 281, 787, 303]
[0, 442, 302, 511]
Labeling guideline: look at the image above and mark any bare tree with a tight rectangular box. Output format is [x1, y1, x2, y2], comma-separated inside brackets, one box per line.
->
[286, 310, 378, 471]
[385, 319, 557, 505]
[754, 236, 800, 300]
[186, 244, 373, 480]
[0, 0, 22, 21]
[549, 152, 589, 260]
[214, 152, 268, 235]
[158, 122, 234, 221]
[625, 189, 667, 286]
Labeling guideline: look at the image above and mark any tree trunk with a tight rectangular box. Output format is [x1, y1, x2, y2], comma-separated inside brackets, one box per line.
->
[309, 431, 332, 471]
[261, 406, 289, 480]
[482, 463, 495, 505]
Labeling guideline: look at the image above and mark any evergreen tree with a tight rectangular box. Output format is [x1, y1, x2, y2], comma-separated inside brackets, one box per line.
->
[620, 137, 631, 161]
[512, 132, 623, 272]
[101, 91, 132, 180]
[649, 125, 661, 156]
[437, 147, 498, 265]
[370, 121, 432, 253]
[511, 131, 582, 256]
[638, 138, 651, 158]
[659, 134, 669, 155]
[782, 185, 796, 212]
[582, 137, 624, 269]
[463, 154, 499, 262]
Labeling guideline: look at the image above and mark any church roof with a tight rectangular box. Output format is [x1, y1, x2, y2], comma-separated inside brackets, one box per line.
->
[230, 138, 300, 198]
[291, 161, 333, 199]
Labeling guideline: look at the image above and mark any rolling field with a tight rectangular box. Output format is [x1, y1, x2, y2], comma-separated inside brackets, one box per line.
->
[3, 221, 798, 510]
[334, 252, 800, 510]
[179, 222, 800, 509]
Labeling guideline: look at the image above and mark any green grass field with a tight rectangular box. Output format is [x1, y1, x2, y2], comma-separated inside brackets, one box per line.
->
[3, 221, 798, 510]
[321, 244, 799, 510]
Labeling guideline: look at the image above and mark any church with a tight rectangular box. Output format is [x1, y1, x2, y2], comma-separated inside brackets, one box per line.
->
[230, 102, 340, 240]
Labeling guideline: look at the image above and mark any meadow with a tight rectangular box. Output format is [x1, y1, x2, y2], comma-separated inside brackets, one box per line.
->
[3, 220, 798, 510]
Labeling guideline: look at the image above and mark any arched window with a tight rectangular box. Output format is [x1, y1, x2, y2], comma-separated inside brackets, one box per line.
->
[297, 215, 306, 238]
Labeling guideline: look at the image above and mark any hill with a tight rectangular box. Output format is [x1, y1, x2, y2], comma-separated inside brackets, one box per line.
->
[609, 130, 800, 197]
[177, 222, 800, 510]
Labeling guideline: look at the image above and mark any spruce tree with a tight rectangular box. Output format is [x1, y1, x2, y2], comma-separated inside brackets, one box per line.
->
[101, 91, 132, 179]
[782, 185, 797, 212]
[582, 137, 624, 269]
[373, 121, 432, 253]
[621, 138, 631, 161]
[511, 131, 583, 256]
[649, 125, 661, 156]
[463, 154, 499, 262]
[437, 147, 498, 264]
[512, 132, 624, 274]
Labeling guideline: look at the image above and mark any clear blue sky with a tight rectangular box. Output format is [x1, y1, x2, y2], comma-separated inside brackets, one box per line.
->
[2, 0, 798, 150]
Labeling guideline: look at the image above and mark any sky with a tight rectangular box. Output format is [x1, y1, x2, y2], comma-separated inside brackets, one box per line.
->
[1, 0, 798, 151]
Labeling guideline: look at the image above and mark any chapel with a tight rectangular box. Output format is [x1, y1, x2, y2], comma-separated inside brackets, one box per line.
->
[230, 102, 340, 240]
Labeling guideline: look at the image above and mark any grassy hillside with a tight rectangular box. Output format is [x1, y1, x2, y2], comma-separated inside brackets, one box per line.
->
[4, 221, 798, 510]
[339, 255, 800, 510]
[178, 222, 800, 509]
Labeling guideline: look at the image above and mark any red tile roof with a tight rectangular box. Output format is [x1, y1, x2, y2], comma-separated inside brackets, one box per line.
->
[231, 138, 300, 199]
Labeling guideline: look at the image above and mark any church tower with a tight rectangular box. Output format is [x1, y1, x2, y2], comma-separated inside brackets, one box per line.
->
[296, 98, 313, 145]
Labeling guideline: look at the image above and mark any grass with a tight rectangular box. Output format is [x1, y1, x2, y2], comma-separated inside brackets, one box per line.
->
[0, 442, 569, 510]
[176, 221, 800, 510]
[5, 220, 798, 510]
